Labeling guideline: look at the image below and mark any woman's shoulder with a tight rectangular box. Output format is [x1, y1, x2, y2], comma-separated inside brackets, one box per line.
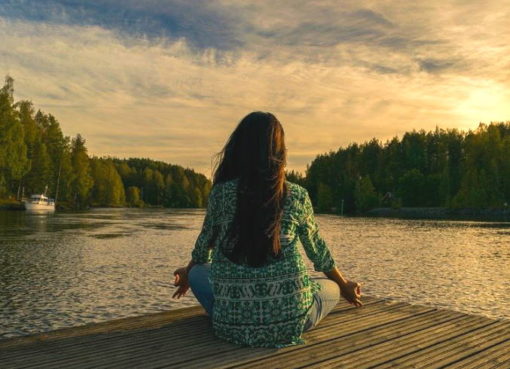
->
[212, 178, 238, 190]
[209, 178, 238, 198]
[285, 181, 309, 202]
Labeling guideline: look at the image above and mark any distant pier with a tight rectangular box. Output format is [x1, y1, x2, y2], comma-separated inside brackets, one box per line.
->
[1, 297, 509, 368]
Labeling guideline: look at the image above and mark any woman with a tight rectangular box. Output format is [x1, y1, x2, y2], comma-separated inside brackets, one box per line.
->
[173, 112, 362, 348]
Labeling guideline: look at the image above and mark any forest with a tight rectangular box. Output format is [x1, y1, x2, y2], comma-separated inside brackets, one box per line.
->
[288, 121, 510, 214]
[2, 76, 510, 213]
[0, 77, 211, 209]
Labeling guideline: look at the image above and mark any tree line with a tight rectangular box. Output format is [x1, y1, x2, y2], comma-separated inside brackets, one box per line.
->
[290, 122, 510, 213]
[0, 76, 211, 208]
[2, 75, 509, 213]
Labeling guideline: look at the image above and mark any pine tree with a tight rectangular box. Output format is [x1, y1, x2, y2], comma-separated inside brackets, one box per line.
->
[71, 134, 93, 208]
[153, 170, 165, 205]
[126, 186, 143, 207]
[25, 140, 52, 194]
[90, 159, 125, 206]
[317, 182, 333, 212]
[0, 77, 30, 197]
[354, 176, 379, 212]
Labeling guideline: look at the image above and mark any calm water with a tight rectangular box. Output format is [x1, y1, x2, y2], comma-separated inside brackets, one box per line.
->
[0, 209, 509, 339]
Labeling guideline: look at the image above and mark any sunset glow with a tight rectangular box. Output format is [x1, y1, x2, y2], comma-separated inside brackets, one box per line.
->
[1, 0, 509, 175]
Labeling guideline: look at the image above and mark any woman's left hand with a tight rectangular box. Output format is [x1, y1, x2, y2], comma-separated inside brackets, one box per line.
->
[340, 280, 363, 307]
[172, 267, 189, 298]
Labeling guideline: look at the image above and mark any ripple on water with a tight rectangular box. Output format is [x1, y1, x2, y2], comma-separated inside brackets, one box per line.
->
[0, 209, 509, 338]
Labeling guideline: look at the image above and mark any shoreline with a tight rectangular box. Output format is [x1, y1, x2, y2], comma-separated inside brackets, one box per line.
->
[364, 207, 510, 221]
[3, 202, 510, 222]
[0, 202, 206, 211]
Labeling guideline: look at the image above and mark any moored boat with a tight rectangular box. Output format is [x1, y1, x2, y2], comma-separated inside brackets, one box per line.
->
[23, 194, 55, 213]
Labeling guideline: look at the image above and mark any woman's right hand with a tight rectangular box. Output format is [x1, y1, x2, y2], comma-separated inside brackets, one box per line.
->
[340, 280, 363, 307]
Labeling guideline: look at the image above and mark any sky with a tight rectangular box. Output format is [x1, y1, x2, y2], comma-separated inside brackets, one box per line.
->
[1, 0, 509, 176]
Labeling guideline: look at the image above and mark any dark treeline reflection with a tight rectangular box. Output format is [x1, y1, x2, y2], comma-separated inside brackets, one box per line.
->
[287, 122, 510, 214]
[0, 76, 211, 209]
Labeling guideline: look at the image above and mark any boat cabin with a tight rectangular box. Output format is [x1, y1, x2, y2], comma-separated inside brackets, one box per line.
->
[29, 194, 55, 204]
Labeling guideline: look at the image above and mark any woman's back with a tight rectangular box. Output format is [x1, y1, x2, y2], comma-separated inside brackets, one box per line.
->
[191, 178, 336, 347]
[174, 112, 361, 349]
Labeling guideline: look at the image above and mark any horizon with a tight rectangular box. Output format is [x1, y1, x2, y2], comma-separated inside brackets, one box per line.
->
[1, 0, 509, 176]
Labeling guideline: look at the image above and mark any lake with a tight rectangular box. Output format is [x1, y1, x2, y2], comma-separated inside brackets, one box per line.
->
[0, 209, 509, 339]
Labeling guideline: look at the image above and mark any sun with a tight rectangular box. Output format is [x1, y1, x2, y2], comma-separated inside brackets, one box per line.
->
[456, 81, 510, 126]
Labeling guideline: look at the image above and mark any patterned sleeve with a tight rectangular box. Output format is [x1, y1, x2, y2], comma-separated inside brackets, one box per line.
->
[297, 189, 336, 272]
[191, 185, 218, 264]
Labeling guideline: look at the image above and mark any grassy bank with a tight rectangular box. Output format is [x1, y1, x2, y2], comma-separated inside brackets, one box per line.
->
[0, 199, 24, 210]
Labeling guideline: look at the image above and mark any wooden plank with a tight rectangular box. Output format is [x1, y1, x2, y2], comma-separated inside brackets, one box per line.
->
[442, 338, 510, 368]
[1, 324, 215, 369]
[0, 305, 204, 350]
[304, 318, 499, 368]
[214, 312, 469, 369]
[427, 328, 510, 368]
[374, 320, 510, 368]
[1, 299, 393, 368]
[493, 358, 510, 368]
[1, 298, 383, 358]
[114, 304, 436, 369]
[306, 301, 412, 331]
[0, 318, 210, 368]
[0, 297, 505, 369]
[19, 302, 429, 369]
[160, 310, 457, 369]
[215, 312, 459, 369]
[0, 315, 209, 360]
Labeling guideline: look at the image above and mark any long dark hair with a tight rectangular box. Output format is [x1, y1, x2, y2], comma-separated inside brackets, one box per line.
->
[213, 112, 288, 267]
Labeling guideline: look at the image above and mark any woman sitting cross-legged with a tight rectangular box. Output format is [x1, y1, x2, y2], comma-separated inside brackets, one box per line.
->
[173, 111, 362, 348]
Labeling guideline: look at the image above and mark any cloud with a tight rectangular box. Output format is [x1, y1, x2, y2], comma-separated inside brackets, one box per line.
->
[0, 0, 509, 175]
[417, 58, 458, 73]
[0, 0, 243, 50]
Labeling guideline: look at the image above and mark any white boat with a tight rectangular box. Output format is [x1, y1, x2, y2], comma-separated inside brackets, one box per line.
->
[23, 194, 56, 213]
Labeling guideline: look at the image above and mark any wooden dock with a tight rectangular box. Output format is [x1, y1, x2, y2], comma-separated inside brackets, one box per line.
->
[1, 297, 509, 368]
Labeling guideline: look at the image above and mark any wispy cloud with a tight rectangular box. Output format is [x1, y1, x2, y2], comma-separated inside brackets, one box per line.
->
[0, 0, 242, 50]
[1, 0, 509, 175]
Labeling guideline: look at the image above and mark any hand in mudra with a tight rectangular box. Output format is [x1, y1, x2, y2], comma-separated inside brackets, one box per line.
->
[173, 267, 190, 299]
[341, 280, 363, 307]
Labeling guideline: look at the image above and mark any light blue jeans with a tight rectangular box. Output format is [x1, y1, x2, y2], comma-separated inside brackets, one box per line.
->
[188, 263, 340, 331]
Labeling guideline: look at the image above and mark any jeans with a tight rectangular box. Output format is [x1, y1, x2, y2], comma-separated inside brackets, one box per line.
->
[188, 263, 340, 331]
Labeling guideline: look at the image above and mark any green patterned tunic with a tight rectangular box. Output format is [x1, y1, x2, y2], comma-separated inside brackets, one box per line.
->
[191, 179, 336, 348]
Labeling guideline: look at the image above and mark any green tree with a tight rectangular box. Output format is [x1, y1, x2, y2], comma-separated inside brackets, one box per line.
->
[16, 100, 39, 159]
[90, 158, 125, 206]
[317, 182, 333, 212]
[153, 170, 165, 205]
[286, 170, 306, 187]
[501, 136, 510, 202]
[0, 76, 29, 197]
[55, 148, 74, 203]
[354, 176, 379, 212]
[191, 187, 203, 207]
[24, 139, 52, 194]
[142, 168, 155, 204]
[397, 169, 426, 207]
[71, 134, 93, 208]
[126, 186, 143, 207]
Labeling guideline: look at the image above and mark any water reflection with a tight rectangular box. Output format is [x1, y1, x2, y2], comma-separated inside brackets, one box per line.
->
[0, 209, 508, 339]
